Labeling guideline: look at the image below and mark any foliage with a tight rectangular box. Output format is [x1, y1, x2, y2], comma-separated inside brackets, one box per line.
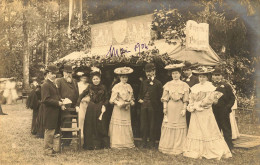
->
[57, 49, 179, 71]
[151, 1, 257, 98]
[0, 0, 258, 98]
[69, 14, 92, 51]
[152, 8, 186, 45]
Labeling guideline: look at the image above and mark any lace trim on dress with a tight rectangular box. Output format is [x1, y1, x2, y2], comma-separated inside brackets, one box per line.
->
[161, 80, 189, 102]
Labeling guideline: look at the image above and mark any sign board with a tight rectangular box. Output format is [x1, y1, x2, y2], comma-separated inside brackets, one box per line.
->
[186, 20, 209, 51]
[91, 14, 152, 56]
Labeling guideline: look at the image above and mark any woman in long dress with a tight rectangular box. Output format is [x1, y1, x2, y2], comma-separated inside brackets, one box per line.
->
[77, 71, 90, 139]
[26, 81, 41, 135]
[109, 67, 135, 149]
[183, 67, 232, 160]
[159, 63, 189, 155]
[3, 77, 18, 104]
[76, 69, 109, 150]
[230, 98, 240, 139]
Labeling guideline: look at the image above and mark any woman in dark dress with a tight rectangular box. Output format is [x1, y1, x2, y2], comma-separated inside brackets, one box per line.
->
[26, 82, 41, 135]
[76, 70, 109, 150]
[35, 75, 47, 138]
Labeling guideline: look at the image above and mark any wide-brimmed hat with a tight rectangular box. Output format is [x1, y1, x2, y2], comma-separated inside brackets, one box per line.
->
[76, 71, 89, 77]
[0, 78, 8, 82]
[144, 63, 156, 72]
[63, 64, 73, 73]
[192, 66, 214, 75]
[90, 67, 101, 78]
[114, 67, 133, 75]
[212, 67, 223, 75]
[45, 64, 59, 73]
[164, 63, 185, 70]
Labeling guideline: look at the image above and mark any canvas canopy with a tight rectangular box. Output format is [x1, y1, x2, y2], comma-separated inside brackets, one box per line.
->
[150, 40, 221, 66]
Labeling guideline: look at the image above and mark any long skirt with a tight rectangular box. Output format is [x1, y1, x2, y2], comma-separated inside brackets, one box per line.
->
[183, 109, 232, 160]
[79, 101, 88, 138]
[109, 105, 134, 149]
[35, 104, 45, 138]
[83, 102, 109, 150]
[230, 109, 240, 139]
[31, 108, 39, 135]
[159, 100, 187, 155]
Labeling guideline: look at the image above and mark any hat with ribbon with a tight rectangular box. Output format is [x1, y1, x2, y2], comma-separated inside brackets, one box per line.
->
[164, 63, 185, 70]
[114, 67, 133, 75]
[192, 66, 214, 75]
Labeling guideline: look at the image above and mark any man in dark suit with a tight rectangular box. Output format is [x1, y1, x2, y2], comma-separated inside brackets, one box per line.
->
[41, 64, 64, 156]
[56, 64, 79, 146]
[182, 61, 199, 128]
[212, 67, 235, 152]
[138, 63, 163, 148]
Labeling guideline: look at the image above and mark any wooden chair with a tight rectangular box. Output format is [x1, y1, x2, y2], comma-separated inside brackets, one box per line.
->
[59, 108, 81, 152]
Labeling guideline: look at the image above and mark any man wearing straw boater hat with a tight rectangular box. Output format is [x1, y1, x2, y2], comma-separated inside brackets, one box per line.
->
[212, 67, 235, 152]
[41, 64, 64, 156]
[138, 63, 163, 148]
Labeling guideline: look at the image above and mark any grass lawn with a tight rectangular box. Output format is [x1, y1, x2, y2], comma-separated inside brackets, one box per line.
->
[0, 102, 260, 165]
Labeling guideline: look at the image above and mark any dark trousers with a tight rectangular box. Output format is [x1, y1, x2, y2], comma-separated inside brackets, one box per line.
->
[186, 111, 191, 128]
[140, 104, 156, 143]
[213, 109, 233, 150]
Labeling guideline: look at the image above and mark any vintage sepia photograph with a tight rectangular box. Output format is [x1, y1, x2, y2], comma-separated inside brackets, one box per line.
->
[0, 0, 260, 164]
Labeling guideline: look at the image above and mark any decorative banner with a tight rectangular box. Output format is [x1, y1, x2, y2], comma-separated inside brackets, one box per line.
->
[185, 20, 209, 51]
[112, 20, 127, 44]
[91, 14, 152, 49]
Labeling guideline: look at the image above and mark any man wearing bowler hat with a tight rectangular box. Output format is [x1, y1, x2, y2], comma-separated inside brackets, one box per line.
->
[212, 67, 235, 152]
[138, 63, 163, 148]
[182, 61, 199, 128]
[41, 64, 64, 156]
[56, 64, 79, 146]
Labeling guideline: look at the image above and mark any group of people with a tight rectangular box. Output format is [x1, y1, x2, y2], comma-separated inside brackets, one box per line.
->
[26, 61, 239, 160]
[0, 77, 22, 115]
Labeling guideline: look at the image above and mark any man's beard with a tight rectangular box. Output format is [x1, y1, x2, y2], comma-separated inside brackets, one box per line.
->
[65, 76, 72, 83]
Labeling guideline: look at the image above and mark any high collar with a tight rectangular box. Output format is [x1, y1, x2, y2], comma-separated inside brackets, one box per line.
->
[48, 78, 54, 83]
[171, 79, 181, 83]
[187, 74, 192, 79]
[119, 82, 128, 86]
[147, 76, 155, 81]
[213, 80, 222, 85]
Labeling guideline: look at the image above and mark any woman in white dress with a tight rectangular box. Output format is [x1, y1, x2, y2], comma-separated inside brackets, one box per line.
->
[183, 66, 232, 160]
[109, 67, 135, 149]
[230, 87, 240, 139]
[77, 71, 90, 140]
[3, 77, 18, 104]
[159, 63, 189, 155]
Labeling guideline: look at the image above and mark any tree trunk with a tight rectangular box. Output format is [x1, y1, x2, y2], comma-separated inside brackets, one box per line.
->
[22, 11, 30, 91]
[44, 9, 49, 65]
[58, 0, 62, 58]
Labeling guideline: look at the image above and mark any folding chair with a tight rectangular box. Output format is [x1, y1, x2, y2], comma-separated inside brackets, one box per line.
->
[59, 108, 81, 152]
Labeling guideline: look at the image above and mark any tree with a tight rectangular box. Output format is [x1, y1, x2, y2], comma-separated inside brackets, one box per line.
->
[22, 0, 30, 91]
